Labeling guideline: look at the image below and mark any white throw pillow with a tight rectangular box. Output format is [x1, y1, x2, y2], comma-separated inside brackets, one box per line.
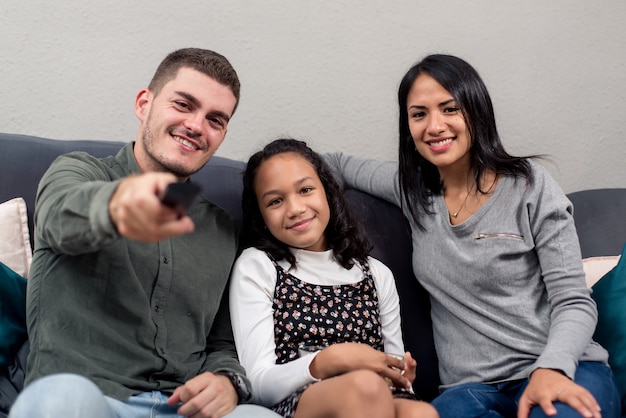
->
[0, 198, 32, 278]
[583, 256, 621, 288]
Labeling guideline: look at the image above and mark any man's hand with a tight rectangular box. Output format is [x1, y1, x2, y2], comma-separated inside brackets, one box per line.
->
[167, 372, 238, 418]
[517, 368, 601, 418]
[109, 172, 195, 242]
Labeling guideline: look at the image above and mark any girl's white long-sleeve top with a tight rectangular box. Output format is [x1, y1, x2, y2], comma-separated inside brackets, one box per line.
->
[229, 247, 404, 406]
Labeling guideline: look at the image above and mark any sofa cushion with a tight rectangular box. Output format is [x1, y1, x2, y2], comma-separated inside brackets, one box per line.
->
[0, 262, 27, 368]
[0, 198, 32, 278]
[583, 256, 620, 288]
[591, 242, 626, 412]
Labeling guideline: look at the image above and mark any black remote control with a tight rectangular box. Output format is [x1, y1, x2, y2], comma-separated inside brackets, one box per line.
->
[160, 182, 202, 215]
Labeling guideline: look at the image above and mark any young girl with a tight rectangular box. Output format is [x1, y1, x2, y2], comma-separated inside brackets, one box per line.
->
[229, 138, 438, 418]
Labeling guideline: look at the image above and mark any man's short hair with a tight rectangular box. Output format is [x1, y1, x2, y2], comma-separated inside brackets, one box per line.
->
[148, 48, 241, 113]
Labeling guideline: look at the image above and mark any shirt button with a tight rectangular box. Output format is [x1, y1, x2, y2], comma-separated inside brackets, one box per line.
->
[154, 305, 161, 313]
[163, 257, 169, 264]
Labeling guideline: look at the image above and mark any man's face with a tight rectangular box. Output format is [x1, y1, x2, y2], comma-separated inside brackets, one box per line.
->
[134, 67, 237, 179]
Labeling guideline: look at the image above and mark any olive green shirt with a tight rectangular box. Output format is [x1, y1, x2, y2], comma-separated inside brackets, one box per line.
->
[25, 142, 247, 400]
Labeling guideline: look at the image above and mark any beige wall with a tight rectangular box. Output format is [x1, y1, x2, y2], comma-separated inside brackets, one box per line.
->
[1, 0, 625, 192]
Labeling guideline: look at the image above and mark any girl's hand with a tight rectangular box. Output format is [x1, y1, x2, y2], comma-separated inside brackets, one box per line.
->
[517, 368, 601, 418]
[308, 343, 411, 389]
[402, 351, 417, 384]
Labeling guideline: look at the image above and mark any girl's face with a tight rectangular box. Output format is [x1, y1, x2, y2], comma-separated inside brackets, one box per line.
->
[406, 74, 472, 173]
[254, 152, 330, 252]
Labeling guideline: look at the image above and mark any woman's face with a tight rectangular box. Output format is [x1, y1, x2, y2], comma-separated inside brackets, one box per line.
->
[406, 74, 472, 172]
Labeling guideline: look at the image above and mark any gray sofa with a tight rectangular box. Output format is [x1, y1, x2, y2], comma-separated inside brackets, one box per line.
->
[1, 132, 625, 415]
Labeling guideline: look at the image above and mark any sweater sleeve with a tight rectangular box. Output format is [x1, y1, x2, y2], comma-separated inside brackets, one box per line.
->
[229, 248, 319, 406]
[527, 164, 599, 378]
[368, 257, 405, 356]
[324, 153, 402, 207]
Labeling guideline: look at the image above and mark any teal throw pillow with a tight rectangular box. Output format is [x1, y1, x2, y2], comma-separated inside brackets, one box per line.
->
[0, 261, 27, 368]
[591, 242, 626, 413]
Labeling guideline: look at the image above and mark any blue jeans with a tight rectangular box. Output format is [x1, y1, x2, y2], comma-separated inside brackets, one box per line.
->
[431, 361, 621, 418]
[9, 373, 282, 418]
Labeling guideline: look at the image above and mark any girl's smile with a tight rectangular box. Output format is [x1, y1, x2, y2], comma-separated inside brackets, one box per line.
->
[254, 152, 330, 252]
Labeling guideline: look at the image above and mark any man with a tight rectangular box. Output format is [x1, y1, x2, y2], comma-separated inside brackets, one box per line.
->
[9, 48, 280, 418]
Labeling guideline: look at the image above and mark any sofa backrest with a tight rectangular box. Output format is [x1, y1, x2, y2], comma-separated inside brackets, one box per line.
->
[2, 131, 625, 401]
[568, 188, 626, 258]
[1, 134, 126, 239]
[4, 131, 623, 259]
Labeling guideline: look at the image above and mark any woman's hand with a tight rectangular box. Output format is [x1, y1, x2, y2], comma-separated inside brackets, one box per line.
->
[517, 368, 601, 418]
[308, 343, 411, 389]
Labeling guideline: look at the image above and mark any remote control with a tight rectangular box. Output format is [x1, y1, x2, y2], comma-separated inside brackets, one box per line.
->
[160, 182, 201, 215]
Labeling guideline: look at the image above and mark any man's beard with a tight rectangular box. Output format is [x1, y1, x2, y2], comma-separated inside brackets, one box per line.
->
[141, 123, 198, 178]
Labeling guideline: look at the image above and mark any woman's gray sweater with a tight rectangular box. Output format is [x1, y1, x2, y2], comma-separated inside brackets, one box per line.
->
[325, 154, 608, 388]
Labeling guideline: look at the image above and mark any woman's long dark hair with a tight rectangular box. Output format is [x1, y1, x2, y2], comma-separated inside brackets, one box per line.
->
[241, 138, 372, 269]
[397, 54, 535, 229]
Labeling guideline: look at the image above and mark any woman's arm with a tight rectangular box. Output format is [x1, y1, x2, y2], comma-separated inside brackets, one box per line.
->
[528, 163, 598, 377]
[324, 153, 402, 207]
[519, 165, 603, 418]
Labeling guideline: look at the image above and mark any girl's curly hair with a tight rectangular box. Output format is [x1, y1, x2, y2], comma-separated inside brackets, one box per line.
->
[241, 138, 371, 269]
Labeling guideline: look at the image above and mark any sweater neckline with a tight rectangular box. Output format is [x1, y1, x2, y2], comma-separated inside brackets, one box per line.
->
[439, 173, 510, 229]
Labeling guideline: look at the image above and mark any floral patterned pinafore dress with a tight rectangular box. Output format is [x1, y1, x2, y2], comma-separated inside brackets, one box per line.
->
[269, 255, 385, 417]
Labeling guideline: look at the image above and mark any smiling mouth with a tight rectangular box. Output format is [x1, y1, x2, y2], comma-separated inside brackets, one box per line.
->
[288, 218, 313, 230]
[426, 137, 454, 147]
[172, 134, 200, 151]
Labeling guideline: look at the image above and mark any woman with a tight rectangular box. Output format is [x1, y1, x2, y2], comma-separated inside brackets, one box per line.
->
[325, 54, 620, 418]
